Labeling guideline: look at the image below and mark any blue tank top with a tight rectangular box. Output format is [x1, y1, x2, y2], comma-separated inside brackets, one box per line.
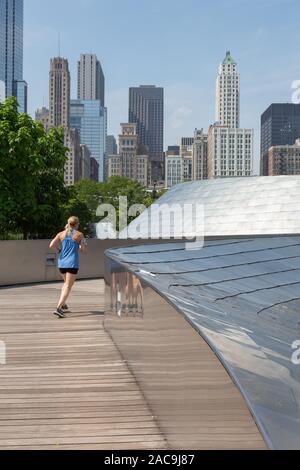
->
[58, 230, 80, 269]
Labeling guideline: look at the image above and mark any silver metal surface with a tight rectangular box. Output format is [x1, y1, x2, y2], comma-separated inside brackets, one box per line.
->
[123, 176, 300, 238]
[106, 236, 300, 449]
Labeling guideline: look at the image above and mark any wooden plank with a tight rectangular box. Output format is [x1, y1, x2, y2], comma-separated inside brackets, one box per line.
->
[0, 280, 167, 450]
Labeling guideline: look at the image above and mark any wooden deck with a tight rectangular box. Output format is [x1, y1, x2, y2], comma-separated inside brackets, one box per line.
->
[0, 280, 167, 450]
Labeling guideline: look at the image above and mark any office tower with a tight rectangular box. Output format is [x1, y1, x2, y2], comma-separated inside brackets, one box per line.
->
[64, 128, 82, 186]
[106, 135, 118, 156]
[108, 123, 149, 187]
[267, 140, 300, 175]
[165, 155, 182, 189]
[0, 0, 27, 112]
[70, 100, 107, 182]
[81, 144, 91, 179]
[49, 57, 70, 128]
[260, 104, 300, 175]
[181, 155, 193, 183]
[104, 135, 118, 180]
[216, 51, 240, 129]
[129, 85, 164, 181]
[208, 52, 253, 178]
[35, 106, 49, 130]
[180, 138, 193, 183]
[208, 125, 253, 178]
[193, 129, 208, 181]
[90, 157, 99, 182]
[77, 53, 105, 106]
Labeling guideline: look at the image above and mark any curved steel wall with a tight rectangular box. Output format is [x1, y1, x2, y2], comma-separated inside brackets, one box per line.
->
[104, 254, 267, 450]
[124, 176, 300, 238]
[105, 236, 300, 450]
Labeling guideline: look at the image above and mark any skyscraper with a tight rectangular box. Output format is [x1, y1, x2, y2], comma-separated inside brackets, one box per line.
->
[129, 85, 164, 181]
[208, 126, 253, 178]
[48, 57, 82, 186]
[49, 57, 70, 128]
[106, 135, 118, 156]
[70, 100, 107, 182]
[193, 129, 208, 181]
[108, 123, 150, 187]
[216, 51, 240, 129]
[77, 54, 105, 106]
[0, 0, 27, 112]
[208, 52, 254, 178]
[260, 104, 300, 175]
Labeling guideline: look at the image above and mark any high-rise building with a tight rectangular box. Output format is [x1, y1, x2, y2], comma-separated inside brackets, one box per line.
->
[165, 155, 182, 189]
[106, 135, 118, 156]
[81, 144, 91, 180]
[129, 85, 164, 181]
[0, 0, 27, 112]
[108, 123, 150, 187]
[64, 128, 82, 186]
[193, 129, 208, 181]
[70, 99, 107, 182]
[90, 157, 99, 182]
[35, 106, 49, 130]
[180, 138, 193, 183]
[267, 140, 300, 176]
[48, 57, 82, 185]
[77, 53, 105, 106]
[208, 52, 253, 178]
[105, 135, 118, 181]
[216, 51, 240, 129]
[260, 104, 300, 176]
[208, 125, 253, 178]
[49, 57, 70, 128]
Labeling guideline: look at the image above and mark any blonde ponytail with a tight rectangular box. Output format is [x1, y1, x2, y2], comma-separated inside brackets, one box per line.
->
[65, 216, 79, 235]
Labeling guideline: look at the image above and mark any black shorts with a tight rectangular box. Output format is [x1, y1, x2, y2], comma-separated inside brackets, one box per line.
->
[59, 268, 79, 275]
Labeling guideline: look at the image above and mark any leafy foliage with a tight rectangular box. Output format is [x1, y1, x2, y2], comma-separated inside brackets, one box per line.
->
[0, 97, 67, 239]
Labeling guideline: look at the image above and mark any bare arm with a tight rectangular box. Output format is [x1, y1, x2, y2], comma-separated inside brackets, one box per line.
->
[73, 232, 88, 255]
[79, 238, 88, 255]
[50, 233, 62, 252]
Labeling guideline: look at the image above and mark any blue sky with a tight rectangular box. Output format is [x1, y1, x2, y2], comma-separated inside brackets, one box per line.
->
[24, 0, 300, 172]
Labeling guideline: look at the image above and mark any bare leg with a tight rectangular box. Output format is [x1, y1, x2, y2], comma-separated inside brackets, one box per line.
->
[57, 273, 77, 309]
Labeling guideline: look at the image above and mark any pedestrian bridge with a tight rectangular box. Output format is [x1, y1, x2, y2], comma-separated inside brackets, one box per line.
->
[0, 280, 167, 450]
[0, 278, 266, 450]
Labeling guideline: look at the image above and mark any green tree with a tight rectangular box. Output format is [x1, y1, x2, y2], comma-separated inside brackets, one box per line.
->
[0, 97, 67, 239]
[69, 176, 154, 232]
[72, 179, 103, 222]
[62, 190, 93, 237]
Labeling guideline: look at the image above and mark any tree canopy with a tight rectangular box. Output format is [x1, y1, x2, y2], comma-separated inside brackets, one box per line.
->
[0, 97, 67, 239]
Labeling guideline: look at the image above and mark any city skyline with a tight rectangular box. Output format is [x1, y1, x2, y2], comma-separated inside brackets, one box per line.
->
[24, 0, 300, 175]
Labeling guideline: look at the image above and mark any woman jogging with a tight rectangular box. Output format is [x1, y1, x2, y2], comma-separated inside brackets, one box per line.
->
[50, 216, 88, 318]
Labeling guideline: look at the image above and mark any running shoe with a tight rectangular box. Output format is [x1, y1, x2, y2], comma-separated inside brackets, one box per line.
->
[53, 308, 66, 319]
